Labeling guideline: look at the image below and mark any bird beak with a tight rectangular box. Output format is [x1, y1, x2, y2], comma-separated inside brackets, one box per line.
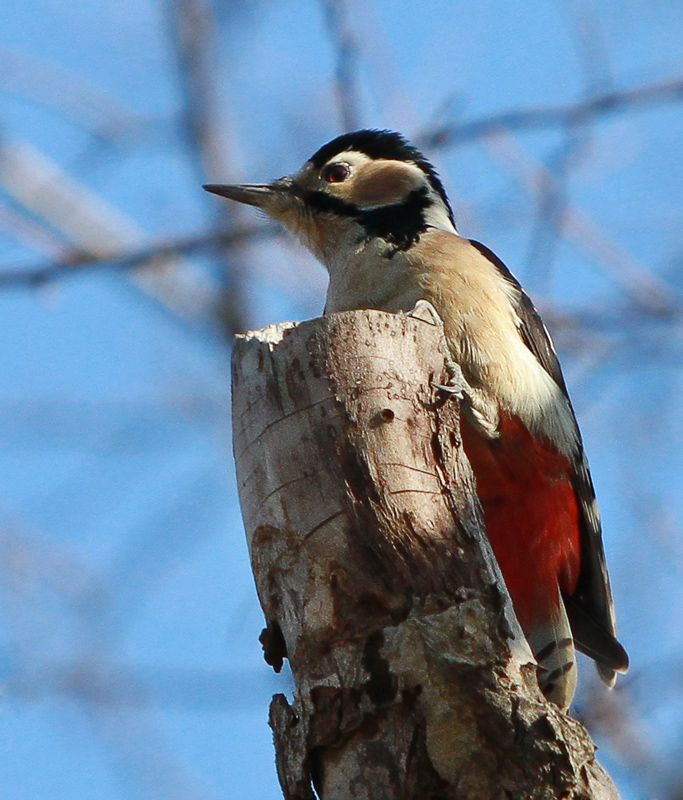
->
[203, 179, 293, 210]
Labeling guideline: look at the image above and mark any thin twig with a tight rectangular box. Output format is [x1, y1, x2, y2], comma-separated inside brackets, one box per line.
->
[167, 0, 248, 335]
[0, 225, 277, 288]
[167, 0, 231, 182]
[558, 0, 615, 97]
[523, 128, 589, 294]
[419, 76, 683, 148]
[522, 0, 613, 290]
[322, 0, 362, 131]
[0, 47, 145, 145]
[485, 132, 678, 315]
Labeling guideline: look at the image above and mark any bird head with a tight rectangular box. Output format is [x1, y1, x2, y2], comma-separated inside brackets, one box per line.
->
[204, 130, 456, 262]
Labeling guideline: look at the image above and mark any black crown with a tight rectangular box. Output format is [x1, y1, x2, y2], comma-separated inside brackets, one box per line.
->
[308, 130, 454, 226]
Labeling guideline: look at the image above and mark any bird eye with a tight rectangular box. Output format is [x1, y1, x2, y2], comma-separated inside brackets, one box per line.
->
[322, 163, 350, 183]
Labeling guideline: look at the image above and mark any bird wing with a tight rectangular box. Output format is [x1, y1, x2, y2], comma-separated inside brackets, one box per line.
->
[468, 240, 628, 679]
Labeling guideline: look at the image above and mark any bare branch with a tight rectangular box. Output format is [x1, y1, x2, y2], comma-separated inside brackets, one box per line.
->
[0, 201, 72, 257]
[0, 137, 143, 253]
[419, 76, 683, 148]
[7, 662, 282, 710]
[322, 0, 362, 130]
[0, 135, 217, 320]
[0, 224, 277, 288]
[166, 0, 250, 335]
[558, 0, 615, 96]
[166, 0, 232, 182]
[521, 0, 613, 292]
[0, 527, 219, 800]
[484, 132, 679, 315]
[523, 128, 589, 294]
[0, 47, 146, 144]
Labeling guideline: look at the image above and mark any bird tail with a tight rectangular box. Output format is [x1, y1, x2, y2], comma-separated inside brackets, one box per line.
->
[562, 591, 629, 687]
[526, 592, 577, 711]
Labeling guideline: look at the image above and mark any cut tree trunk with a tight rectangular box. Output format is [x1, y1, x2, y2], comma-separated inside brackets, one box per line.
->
[231, 308, 620, 800]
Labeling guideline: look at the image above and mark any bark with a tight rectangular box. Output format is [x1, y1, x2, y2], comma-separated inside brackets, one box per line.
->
[231, 308, 620, 800]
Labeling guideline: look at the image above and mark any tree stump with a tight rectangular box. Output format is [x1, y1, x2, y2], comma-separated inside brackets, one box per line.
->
[231, 308, 620, 800]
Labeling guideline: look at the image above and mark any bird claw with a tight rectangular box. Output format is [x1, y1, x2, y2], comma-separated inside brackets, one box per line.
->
[409, 301, 500, 440]
[431, 362, 468, 406]
[407, 299, 443, 327]
[434, 362, 500, 439]
[432, 382, 464, 398]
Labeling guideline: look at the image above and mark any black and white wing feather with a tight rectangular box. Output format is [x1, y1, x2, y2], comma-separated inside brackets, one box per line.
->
[469, 240, 628, 680]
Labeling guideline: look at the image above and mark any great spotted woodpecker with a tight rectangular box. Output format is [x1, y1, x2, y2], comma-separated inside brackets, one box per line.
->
[205, 129, 628, 709]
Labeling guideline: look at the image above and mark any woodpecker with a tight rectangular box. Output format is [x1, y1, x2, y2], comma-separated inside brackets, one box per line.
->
[205, 129, 628, 709]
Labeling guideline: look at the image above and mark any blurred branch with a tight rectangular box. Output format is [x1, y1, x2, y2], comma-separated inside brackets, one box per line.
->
[322, 0, 362, 130]
[524, 0, 612, 293]
[0, 47, 174, 182]
[558, 0, 615, 96]
[0, 48, 147, 145]
[0, 135, 221, 320]
[577, 682, 653, 776]
[0, 224, 277, 288]
[419, 76, 683, 148]
[0, 136, 142, 253]
[8, 662, 281, 710]
[485, 132, 679, 315]
[523, 128, 589, 294]
[167, 0, 232, 182]
[0, 201, 73, 257]
[0, 524, 220, 800]
[167, 0, 248, 335]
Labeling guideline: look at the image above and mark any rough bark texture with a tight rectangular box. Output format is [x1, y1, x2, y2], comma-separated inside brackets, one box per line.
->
[231, 308, 620, 800]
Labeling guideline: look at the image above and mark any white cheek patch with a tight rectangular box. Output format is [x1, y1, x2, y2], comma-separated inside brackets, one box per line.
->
[350, 161, 425, 209]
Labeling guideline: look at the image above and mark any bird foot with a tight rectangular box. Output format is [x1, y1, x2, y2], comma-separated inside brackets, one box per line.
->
[407, 299, 443, 326]
[434, 362, 500, 439]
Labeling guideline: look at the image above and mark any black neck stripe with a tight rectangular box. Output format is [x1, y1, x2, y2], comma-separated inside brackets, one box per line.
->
[298, 184, 433, 253]
[301, 190, 358, 218]
[358, 185, 431, 250]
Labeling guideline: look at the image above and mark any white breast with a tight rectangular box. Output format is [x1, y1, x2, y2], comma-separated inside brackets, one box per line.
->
[324, 226, 579, 455]
[324, 234, 424, 314]
[408, 230, 580, 455]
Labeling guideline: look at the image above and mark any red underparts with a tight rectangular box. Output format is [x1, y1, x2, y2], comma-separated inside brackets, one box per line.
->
[460, 410, 581, 631]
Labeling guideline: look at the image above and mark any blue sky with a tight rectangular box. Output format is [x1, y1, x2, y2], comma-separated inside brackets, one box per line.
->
[0, 0, 682, 798]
